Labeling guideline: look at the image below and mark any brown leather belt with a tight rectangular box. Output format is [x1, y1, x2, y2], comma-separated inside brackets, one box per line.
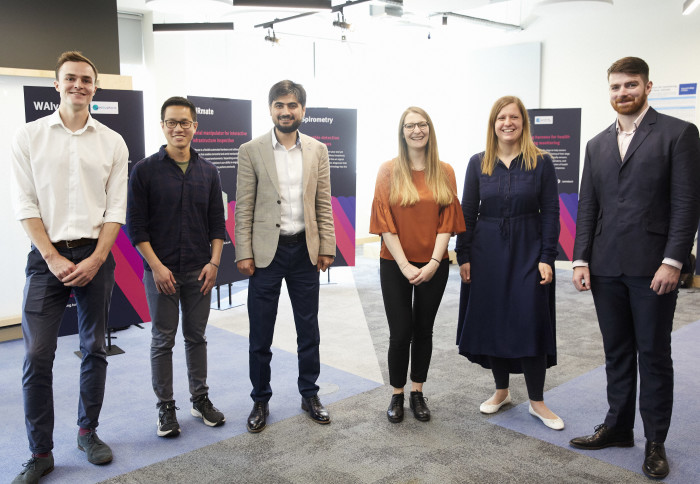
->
[53, 238, 97, 249]
[279, 231, 305, 245]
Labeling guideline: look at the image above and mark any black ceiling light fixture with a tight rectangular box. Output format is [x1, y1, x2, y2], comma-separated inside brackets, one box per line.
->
[264, 26, 279, 43]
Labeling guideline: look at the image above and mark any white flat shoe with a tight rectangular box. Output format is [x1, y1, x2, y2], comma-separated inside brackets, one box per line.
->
[479, 391, 512, 414]
[528, 403, 564, 430]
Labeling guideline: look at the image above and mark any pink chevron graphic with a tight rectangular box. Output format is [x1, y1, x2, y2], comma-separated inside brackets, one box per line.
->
[558, 197, 576, 261]
[332, 196, 355, 265]
[226, 200, 236, 245]
[112, 230, 150, 323]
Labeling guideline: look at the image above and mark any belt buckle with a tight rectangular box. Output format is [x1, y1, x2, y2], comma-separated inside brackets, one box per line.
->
[65, 239, 76, 249]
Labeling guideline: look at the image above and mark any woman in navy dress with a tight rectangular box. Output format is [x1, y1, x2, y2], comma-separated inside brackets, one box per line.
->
[455, 96, 563, 430]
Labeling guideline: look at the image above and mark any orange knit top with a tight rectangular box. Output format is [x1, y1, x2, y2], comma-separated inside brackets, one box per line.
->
[370, 159, 466, 262]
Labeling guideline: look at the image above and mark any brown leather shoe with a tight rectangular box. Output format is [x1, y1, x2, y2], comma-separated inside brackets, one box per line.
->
[569, 423, 634, 450]
[643, 441, 669, 479]
[246, 401, 269, 433]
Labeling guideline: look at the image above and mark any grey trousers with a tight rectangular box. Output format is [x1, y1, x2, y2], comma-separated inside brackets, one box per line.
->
[144, 268, 210, 404]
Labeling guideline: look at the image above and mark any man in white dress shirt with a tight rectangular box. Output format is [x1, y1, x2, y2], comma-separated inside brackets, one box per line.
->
[10, 51, 128, 483]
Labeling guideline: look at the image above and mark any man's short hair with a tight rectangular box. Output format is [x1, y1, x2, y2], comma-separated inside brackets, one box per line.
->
[160, 96, 197, 122]
[55, 51, 98, 81]
[268, 80, 306, 107]
[607, 56, 649, 84]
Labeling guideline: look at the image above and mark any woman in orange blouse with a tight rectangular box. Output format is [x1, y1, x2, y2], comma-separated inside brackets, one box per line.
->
[370, 107, 465, 423]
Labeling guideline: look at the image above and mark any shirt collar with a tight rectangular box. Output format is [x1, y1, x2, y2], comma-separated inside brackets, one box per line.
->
[615, 105, 650, 135]
[157, 145, 199, 162]
[48, 109, 96, 134]
[270, 128, 301, 150]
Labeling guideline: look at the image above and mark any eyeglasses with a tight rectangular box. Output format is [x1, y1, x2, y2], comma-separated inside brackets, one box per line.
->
[163, 119, 194, 129]
[403, 122, 429, 131]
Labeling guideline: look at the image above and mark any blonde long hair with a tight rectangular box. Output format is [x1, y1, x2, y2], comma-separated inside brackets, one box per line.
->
[390, 107, 454, 207]
[481, 96, 544, 175]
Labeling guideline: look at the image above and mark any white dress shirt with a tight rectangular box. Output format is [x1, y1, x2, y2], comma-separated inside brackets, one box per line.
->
[271, 129, 305, 236]
[10, 110, 129, 242]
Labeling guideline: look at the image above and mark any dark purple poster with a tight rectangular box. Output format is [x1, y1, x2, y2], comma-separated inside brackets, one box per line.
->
[529, 108, 581, 261]
[302, 107, 357, 266]
[187, 95, 252, 284]
[23, 86, 148, 335]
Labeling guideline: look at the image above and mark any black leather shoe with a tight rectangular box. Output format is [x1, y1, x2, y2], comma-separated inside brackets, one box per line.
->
[301, 395, 331, 424]
[387, 393, 404, 423]
[643, 441, 669, 479]
[246, 401, 269, 433]
[409, 391, 430, 422]
[569, 423, 634, 450]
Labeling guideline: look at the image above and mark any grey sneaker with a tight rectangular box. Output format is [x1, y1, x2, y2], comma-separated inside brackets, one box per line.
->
[77, 430, 113, 465]
[11, 454, 54, 483]
[156, 401, 181, 437]
[191, 394, 226, 427]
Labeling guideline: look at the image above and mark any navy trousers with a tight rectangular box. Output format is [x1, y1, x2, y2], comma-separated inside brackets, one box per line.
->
[247, 241, 321, 402]
[591, 274, 676, 443]
[21, 243, 115, 454]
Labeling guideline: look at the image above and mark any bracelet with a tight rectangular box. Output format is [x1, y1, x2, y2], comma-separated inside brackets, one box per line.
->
[209, 261, 219, 269]
[431, 257, 440, 264]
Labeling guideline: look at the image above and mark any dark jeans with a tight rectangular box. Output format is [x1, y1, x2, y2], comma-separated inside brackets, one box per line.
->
[247, 241, 321, 402]
[21, 243, 115, 454]
[490, 355, 547, 401]
[144, 268, 210, 404]
[591, 274, 676, 443]
[380, 258, 449, 388]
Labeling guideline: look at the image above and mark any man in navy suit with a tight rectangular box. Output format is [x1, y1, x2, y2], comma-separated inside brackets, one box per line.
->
[569, 57, 700, 479]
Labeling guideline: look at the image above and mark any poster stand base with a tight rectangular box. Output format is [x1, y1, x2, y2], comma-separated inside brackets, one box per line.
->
[74, 327, 125, 359]
[211, 283, 244, 311]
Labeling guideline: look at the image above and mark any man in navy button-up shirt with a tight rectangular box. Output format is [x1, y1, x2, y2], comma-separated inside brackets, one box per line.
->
[127, 96, 226, 438]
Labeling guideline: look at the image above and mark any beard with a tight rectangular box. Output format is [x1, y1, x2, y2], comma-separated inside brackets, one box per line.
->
[274, 116, 302, 133]
[611, 92, 647, 116]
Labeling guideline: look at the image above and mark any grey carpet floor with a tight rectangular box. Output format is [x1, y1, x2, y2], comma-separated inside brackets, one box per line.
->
[101, 251, 700, 484]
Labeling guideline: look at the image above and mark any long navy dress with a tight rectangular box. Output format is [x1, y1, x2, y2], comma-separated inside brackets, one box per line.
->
[456, 153, 560, 373]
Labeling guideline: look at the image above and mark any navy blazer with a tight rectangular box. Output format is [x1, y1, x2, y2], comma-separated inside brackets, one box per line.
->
[573, 107, 700, 277]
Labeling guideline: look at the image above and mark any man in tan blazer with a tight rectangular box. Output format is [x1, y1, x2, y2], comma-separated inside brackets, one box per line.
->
[235, 80, 335, 433]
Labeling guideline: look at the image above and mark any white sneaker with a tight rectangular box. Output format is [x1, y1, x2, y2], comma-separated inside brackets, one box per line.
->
[479, 391, 512, 414]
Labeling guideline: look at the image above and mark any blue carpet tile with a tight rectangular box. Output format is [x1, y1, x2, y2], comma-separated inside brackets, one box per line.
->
[0, 324, 382, 483]
[490, 319, 700, 483]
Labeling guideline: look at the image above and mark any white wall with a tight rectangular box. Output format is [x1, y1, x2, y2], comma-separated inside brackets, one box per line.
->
[1, 0, 699, 319]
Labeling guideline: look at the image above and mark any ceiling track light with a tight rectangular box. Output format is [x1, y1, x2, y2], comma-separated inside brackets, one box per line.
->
[333, 11, 351, 30]
[265, 27, 279, 43]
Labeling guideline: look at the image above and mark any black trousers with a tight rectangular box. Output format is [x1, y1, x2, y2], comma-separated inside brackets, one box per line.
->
[490, 355, 547, 401]
[591, 274, 676, 443]
[380, 258, 449, 388]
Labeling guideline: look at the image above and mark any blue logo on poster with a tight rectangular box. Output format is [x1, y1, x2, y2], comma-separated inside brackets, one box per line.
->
[93, 104, 99, 110]
[679, 83, 697, 95]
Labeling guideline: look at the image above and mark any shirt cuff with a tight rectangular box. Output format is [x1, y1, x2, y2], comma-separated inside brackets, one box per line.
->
[662, 258, 683, 270]
[572, 259, 589, 268]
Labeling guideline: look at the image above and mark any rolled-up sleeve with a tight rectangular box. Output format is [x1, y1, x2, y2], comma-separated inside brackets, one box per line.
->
[104, 137, 129, 225]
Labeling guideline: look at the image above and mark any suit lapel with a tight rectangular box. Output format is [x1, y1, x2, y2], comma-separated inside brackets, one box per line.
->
[622, 108, 656, 165]
[259, 129, 280, 195]
[605, 122, 622, 165]
[300, 133, 312, 194]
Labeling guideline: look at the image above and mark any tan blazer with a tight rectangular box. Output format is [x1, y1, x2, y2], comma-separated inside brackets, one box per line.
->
[234, 129, 336, 268]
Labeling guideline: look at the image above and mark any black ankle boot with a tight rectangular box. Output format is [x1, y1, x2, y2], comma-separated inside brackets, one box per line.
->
[387, 393, 404, 423]
[409, 391, 430, 422]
